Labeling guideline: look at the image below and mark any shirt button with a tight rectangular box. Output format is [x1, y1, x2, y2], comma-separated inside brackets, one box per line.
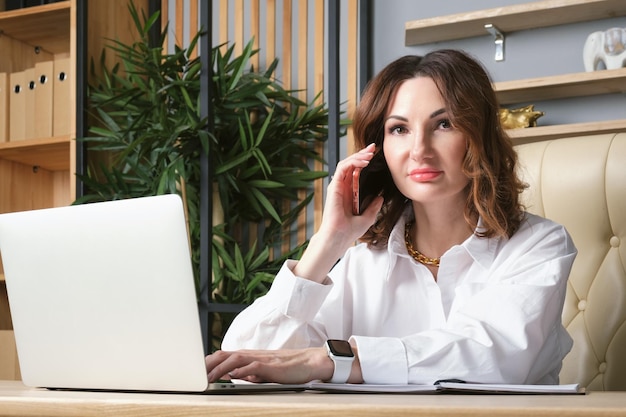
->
[610, 236, 620, 247]
[578, 300, 587, 311]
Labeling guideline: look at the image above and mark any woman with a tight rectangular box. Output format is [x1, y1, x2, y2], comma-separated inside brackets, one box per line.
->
[205, 49, 577, 386]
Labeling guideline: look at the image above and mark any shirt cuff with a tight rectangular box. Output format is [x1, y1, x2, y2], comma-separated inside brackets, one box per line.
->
[350, 335, 408, 384]
[269, 260, 333, 321]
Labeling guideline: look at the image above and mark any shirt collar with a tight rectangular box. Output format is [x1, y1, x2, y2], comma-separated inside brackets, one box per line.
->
[387, 207, 501, 270]
[461, 217, 501, 269]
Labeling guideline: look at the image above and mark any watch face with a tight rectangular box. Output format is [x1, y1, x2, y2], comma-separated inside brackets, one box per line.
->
[327, 339, 354, 357]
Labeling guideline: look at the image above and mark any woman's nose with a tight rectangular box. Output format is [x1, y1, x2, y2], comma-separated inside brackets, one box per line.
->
[409, 131, 432, 160]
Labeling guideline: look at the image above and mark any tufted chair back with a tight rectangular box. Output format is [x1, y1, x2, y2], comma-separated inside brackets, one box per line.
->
[514, 133, 626, 391]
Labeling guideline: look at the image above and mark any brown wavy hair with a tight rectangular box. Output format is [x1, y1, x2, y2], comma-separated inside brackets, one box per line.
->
[354, 49, 526, 248]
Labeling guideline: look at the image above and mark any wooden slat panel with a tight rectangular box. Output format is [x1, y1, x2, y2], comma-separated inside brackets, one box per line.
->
[313, 0, 324, 231]
[265, 0, 276, 63]
[250, 0, 259, 69]
[280, 0, 293, 254]
[161, 0, 168, 51]
[262, 0, 277, 260]
[281, 0, 292, 90]
[173, 0, 183, 46]
[189, 0, 198, 59]
[220, 0, 228, 50]
[296, 0, 308, 244]
[297, 0, 307, 100]
[234, 0, 243, 56]
[346, 0, 358, 156]
[174, 0, 183, 45]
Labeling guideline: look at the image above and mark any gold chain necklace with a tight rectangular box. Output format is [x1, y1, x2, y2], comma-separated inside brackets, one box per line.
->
[404, 222, 440, 267]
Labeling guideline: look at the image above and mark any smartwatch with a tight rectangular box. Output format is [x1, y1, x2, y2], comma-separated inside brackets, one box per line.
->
[325, 339, 355, 383]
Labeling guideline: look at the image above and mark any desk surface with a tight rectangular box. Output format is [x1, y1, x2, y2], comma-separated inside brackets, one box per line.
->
[1, 380, 626, 417]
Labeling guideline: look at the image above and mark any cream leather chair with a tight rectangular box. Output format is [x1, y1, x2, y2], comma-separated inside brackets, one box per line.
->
[515, 133, 626, 391]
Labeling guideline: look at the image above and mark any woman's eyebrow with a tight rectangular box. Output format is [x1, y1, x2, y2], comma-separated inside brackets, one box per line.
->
[384, 115, 408, 123]
[385, 108, 447, 123]
[429, 108, 446, 118]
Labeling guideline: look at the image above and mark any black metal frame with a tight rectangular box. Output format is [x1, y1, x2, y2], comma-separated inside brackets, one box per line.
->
[327, 0, 341, 176]
[198, 0, 214, 354]
[359, 0, 372, 94]
[75, 0, 87, 199]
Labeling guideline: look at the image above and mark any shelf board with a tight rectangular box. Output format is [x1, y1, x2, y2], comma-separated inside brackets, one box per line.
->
[494, 67, 626, 105]
[405, 0, 626, 46]
[0, 135, 71, 171]
[0, 1, 70, 54]
[508, 119, 626, 143]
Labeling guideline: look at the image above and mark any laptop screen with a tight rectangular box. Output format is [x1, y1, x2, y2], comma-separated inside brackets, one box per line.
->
[0, 195, 209, 392]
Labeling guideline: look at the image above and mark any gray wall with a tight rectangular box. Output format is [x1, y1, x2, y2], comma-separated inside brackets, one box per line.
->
[370, 0, 626, 126]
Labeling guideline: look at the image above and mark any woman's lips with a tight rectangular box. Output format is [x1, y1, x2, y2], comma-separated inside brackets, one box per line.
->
[409, 168, 442, 182]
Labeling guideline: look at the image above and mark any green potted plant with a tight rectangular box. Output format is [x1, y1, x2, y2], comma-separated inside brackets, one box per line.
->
[76, 2, 332, 347]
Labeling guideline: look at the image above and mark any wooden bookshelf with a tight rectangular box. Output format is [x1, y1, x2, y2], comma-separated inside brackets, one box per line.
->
[0, 135, 70, 171]
[0, 1, 70, 54]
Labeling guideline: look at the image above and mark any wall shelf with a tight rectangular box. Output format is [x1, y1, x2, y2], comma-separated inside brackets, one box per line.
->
[494, 68, 626, 105]
[508, 119, 626, 143]
[405, 0, 626, 46]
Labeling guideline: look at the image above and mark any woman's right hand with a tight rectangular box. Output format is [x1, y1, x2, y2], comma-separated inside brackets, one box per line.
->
[318, 143, 383, 241]
[293, 143, 384, 283]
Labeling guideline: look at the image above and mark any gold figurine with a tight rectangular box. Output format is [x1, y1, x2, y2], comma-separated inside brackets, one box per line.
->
[499, 105, 544, 129]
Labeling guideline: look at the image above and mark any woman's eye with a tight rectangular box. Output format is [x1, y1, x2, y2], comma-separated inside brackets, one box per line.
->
[437, 119, 453, 129]
[388, 125, 408, 135]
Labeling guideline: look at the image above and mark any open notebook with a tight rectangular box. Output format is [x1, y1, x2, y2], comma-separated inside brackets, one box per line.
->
[308, 381, 583, 394]
[0, 195, 583, 395]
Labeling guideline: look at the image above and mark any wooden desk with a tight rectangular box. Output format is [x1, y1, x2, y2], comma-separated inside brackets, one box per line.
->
[1, 380, 626, 417]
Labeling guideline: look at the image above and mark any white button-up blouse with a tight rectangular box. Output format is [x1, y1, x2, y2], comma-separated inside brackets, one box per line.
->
[222, 211, 577, 385]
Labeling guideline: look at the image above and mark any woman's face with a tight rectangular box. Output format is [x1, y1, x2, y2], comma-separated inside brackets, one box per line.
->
[382, 76, 470, 206]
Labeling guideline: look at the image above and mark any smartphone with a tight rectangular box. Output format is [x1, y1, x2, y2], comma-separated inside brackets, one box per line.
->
[352, 151, 389, 215]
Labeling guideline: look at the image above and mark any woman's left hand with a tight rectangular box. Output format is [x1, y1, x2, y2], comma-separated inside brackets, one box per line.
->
[205, 347, 333, 384]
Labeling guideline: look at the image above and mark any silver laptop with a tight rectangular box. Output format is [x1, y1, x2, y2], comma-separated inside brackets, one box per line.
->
[0, 195, 304, 394]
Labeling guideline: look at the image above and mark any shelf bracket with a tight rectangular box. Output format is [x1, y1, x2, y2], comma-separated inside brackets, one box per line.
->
[484, 24, 505, 62]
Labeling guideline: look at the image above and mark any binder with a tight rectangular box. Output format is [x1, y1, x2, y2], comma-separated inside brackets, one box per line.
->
[0, 73, 8, 143]
[9, 70, 26, 142]
[52, 56, 70, 137]
[34, 61, 54, 139]
[24, 66, 36, 140]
